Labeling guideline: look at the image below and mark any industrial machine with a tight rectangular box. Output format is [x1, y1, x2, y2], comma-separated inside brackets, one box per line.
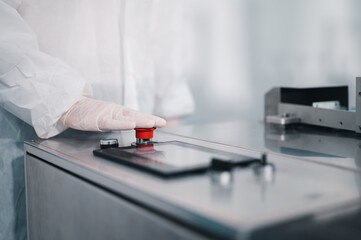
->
[24, 80, 361, 239]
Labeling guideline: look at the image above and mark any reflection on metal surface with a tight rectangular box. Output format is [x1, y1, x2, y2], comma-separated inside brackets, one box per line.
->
[265, 124, 361, 171]
[210, 170, 233, 187]
[252, 162, 276, 202]
[253, 163, 276, 184]
[210, 170, 233, 203]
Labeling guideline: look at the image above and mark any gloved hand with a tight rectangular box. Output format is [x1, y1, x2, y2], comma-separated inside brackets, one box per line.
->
[60, 97, 166, 131]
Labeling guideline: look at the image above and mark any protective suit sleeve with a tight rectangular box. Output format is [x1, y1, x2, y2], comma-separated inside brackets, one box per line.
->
[0, 1, 91, 138]
[151, 0, 195, 119]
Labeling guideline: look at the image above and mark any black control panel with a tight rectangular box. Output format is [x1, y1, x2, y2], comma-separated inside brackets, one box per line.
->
[93, 141, 258, 177]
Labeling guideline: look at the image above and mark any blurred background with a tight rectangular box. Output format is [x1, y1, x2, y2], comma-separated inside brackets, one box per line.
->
[181, 0, 361, 124]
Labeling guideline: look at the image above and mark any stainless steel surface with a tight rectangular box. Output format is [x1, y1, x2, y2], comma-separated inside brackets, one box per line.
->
[25, 125, 361, 239]
[26, 154, 205, 240]
[162, 121, 361, 172]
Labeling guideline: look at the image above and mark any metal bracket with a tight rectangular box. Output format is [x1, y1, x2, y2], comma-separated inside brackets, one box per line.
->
[265, 78, 361, 133]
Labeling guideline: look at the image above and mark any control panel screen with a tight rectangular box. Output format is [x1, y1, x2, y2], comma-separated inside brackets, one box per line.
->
[93, 141, 253, 177]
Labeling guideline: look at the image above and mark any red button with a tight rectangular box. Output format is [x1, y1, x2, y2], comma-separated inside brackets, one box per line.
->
[135, 128, 156, 139]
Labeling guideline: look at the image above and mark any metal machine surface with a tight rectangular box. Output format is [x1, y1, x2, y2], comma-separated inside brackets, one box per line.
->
[265, 77, 361, 133]
[163, 121, 361, 173]
[25, 125, 361, 239]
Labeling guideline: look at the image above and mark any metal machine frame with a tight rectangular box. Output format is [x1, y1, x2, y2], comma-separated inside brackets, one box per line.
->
[265, 77, 361, 133]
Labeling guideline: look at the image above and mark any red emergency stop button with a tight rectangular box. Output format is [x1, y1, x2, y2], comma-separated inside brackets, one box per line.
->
[135, 128, 156, 139]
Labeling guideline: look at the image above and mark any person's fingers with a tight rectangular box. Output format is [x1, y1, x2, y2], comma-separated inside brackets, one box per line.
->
[154, 118, 167, 127]
[122, 108, 166, 128]
[98, 119, 136, 131]
[134, 119, 156, 128]
[121, 116, 156, 128]
[111, 104, 125, 119]
[63, 98, 166, 132]
[122, 107, 157, 119]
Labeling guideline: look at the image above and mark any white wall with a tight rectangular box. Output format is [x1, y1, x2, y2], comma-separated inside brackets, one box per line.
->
[182, 0, 361, 124]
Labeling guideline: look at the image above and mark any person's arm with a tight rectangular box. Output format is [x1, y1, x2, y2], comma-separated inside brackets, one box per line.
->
[0, 1, 166, 138]
[0, 1, 90, 138]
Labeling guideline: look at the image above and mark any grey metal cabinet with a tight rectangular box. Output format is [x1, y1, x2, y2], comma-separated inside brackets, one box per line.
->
[26, 154, 207, 240]
[24, 124, 361, 240]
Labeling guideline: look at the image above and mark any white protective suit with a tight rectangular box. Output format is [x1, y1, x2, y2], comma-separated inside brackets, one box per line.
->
[0, 0, 194, 239]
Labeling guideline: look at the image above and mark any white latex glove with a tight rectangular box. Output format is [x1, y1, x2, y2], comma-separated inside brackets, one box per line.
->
[61, 97, 166, 131]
